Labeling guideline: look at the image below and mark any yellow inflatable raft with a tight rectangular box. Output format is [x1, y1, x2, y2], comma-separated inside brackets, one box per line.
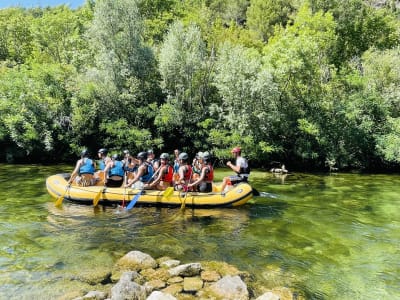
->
[46, 173, 253, 208]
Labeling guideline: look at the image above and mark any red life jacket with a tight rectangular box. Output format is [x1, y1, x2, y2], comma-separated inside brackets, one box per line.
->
[184, 165, 193, 181]
[204, 165, 214, 182]
[162, 165, 174, 183]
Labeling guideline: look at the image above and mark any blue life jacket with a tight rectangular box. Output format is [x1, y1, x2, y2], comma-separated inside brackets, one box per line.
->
[99, 159, 106, 171]
[140, 162, 154, 182]
[173, 160, 180, 173]
[79, 158, 95, 175]
[109, 160, 124, 177]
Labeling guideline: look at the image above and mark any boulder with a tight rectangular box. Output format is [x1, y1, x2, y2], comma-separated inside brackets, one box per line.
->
[115, 251, 158, 272]
[168, 263, 201, 277]
[146, 291, 177, 300]
[207, 275, 249, 300]
[111, 271, 147, 300]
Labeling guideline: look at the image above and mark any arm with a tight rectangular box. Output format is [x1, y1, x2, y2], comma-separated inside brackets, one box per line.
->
[126, 165, 144, 187]
[188, 167, 206, 188]
[147, 166, 163, 188]
[68, 160, 81, 184]
[178, 166, 186, 185]
[103, 161, 114, 183]
[227, 160, 240, 173]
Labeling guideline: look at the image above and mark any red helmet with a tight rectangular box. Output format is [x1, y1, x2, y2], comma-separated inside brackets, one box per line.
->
[231, 147, 241, 154]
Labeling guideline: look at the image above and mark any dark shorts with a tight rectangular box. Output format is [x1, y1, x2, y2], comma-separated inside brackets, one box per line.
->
[198, 182, 212, 193]
[106, 178, 123, 187]
[228, 175, 248, 186]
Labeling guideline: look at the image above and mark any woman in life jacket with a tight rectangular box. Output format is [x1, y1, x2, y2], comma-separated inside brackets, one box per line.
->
[144, 153, 174, 190]
[125, 151, 154, 189]
[68, 149, 96, 186]
[147, 149, 160, 172]
[103, 153, 125, 187]
[174, 152, 193, 191]
[188, 151, 214, 192]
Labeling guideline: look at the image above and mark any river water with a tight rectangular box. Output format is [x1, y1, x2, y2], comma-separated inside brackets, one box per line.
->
[0, 164, 399, 299]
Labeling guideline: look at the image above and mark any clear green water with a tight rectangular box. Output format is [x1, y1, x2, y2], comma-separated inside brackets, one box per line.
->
[0, 164, 399, 300]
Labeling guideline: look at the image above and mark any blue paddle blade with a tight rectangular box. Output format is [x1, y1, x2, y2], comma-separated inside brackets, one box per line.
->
[125, 191, 141, 210]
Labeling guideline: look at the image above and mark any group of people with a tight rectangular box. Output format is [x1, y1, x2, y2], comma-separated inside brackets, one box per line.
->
[68, 146, 250, 193]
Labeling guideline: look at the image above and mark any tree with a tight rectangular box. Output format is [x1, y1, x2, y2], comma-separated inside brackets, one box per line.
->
[246, 0, 295, 42]
[78, 0, 161, 152]
[156, 21, 213, 150]
[0, 8, 33, 64]
[212, 42, 280, 159]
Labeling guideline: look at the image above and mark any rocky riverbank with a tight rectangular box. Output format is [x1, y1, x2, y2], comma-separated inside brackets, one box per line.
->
[67, 250, 301, 300]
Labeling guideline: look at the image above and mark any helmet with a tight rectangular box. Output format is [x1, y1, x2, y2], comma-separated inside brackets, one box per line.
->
[112, 153, 119, 160]
[160, 153, 169, 160]
[178, 152, 189, 161]
[195, 152, 203, 159]
[123, 149, 130, 155]
[147, 149, 154, 155]
[98, 148, 108, 155]
[231, 147, 241, 154]
[202, 151, 211, 162]
[81, 149, 89, 157]
[137, 151, 147, 160]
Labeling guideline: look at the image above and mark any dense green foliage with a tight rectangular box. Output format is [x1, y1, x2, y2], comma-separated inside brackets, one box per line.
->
[0, 0, 399, 170]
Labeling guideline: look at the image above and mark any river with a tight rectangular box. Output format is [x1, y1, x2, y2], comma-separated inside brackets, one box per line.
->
[0, 164, 399, 299]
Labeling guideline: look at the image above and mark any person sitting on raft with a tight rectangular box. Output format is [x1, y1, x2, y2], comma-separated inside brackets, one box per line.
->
[143, 153, 173, 190]
[122, 149, 138, 184]
[94, 148, 111, 184]
[103, 153, 125, 187]
[125, 151, 154, 189]
[188, 151, 214, 192]
[220, 147, 250, 192]
[68, 149, 96, 186]
[174, 152, 193, 191]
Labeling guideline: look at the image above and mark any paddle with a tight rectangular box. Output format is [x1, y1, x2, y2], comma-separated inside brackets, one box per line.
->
[125, 167, 160, 211]
[180, 167, 194, 210]
[55, 184, 71, 207]
[93, 187, 104, 206]
[181, 186, 189, 210]
[125, 190, 141, 210]
[162, 186, 174, 199]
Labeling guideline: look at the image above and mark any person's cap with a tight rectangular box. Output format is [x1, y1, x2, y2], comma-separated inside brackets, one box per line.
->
[231, 147, 241, 153]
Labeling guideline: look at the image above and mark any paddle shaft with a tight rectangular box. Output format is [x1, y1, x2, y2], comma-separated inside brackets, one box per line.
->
[125, 166, 159, 210]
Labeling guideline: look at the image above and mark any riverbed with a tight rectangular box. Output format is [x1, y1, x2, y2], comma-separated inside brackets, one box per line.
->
[0, 164, 398, 299]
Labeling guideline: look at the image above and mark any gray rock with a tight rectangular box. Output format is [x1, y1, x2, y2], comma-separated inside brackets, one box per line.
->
[146, 291, 177, 300]
[83, 291, 107, 299]
[208, 275, 249, 300]
[111, 271, 147, 300]
[255, 291, 280, 300]
[168, 263, 201, 277]
[159, 259, 180, 269]
[116, 251, 158, 272]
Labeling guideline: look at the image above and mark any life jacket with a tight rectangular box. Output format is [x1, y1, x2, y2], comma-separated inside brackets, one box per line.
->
[161, 165, 174, 183]
[140, 162, 154, 182]
[79, 158, 95, 175]
[183, 165, 193, 181]
[173, 159, 180, 173]
[109, 160, 124, 177]
[204, 165, 214, 182]
[99, 157, 108, 171]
